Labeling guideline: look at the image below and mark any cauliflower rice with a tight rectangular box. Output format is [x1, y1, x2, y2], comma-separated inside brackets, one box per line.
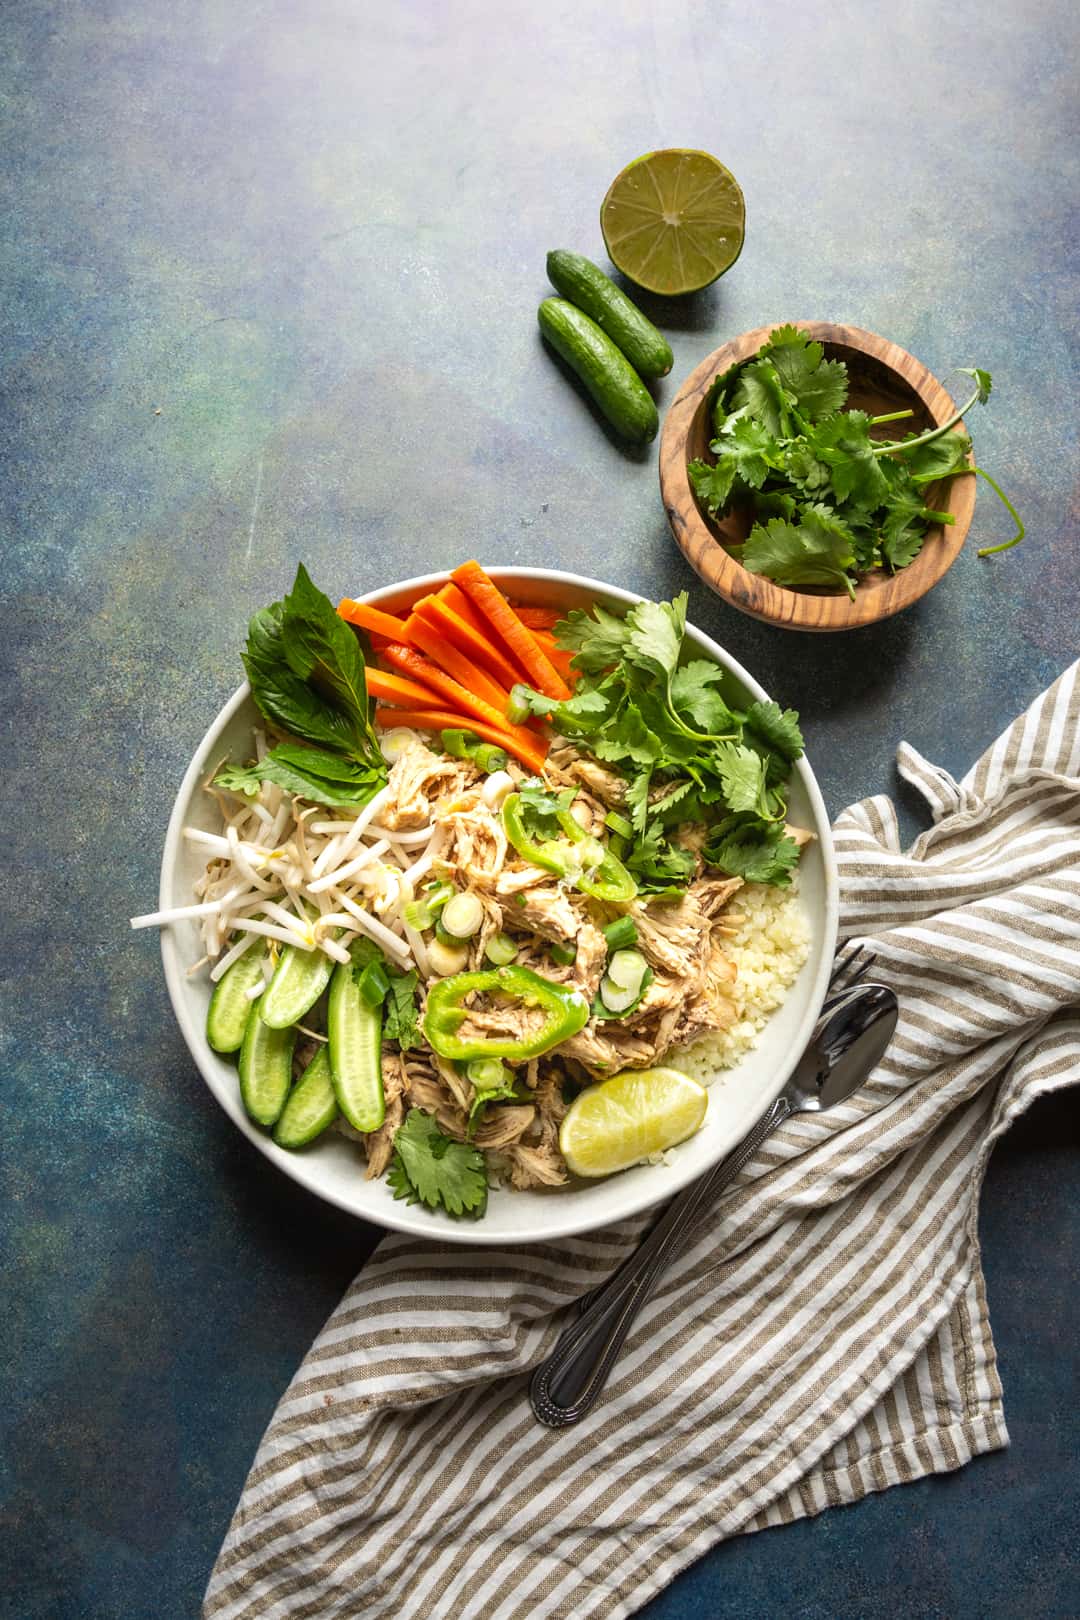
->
[669, 880, 810, 1082]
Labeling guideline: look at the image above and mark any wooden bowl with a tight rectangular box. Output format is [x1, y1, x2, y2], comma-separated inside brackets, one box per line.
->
[659, 322, 976, 631]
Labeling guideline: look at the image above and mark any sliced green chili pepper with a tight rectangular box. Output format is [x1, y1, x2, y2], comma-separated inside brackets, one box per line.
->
[423, 964, 589, 1061]
[501, 789, 638, 904]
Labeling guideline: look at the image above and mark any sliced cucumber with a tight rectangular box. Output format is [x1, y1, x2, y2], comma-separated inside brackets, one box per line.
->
[206, 949, 266, 1053]
[260, 943, 334, 1030]
[238, 1008, 295, 1126]
[273, 1046, 339, 1149]
[327, 960, 384, 1132]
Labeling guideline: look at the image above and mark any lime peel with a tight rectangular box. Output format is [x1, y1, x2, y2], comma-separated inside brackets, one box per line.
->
[560, 1066, 709, 1178]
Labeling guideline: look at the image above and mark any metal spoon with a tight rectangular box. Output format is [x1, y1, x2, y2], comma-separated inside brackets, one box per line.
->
[530, 982, 899, 1429]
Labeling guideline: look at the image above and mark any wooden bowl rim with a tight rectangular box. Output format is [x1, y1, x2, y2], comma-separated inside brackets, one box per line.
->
[659, 321, 977, 631]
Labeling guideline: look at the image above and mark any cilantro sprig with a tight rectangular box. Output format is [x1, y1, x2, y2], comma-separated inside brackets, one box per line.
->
[689, 328, 1022, 595]
[387, 1110, 488, 1217]
[523, 594, 805, 893]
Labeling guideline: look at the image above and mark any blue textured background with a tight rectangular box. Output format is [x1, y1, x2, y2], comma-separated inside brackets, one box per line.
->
[2, 1, 1078, 1616]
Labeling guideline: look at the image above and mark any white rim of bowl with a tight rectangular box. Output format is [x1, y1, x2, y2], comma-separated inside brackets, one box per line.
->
[159, 567, 839, 1243]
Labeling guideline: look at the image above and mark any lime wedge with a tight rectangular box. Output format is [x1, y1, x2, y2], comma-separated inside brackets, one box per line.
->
[601, 149, 745, 296]
[560, 1066, 708, 1178]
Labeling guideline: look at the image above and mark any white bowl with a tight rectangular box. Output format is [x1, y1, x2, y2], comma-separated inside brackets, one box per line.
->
[159, 569, 838, 1244]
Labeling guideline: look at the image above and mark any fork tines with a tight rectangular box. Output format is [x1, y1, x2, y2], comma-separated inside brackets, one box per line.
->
[826, 941, 878, 1002]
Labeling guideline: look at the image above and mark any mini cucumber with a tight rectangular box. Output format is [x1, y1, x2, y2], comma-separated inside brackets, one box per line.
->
[238, 1007, 295, 1127]
[273, 1046, 339, 1149]
[260, 943, 334, 1030]
[327, 960, 384, 1133]
[538, 298, 659, 445]
[546, 250, 673, 379]
[206, 949, 266, 1053]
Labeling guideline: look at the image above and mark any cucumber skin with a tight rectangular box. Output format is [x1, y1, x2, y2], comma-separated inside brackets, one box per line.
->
[238, 1009, 295, 1127]
[206, 950, 265, 1053]
[327, 962, 385, 1133]
[538, 299, 659, 445]
[273, 1046, 338, 1149]
[260, 944, 334, 1030]
[546, 251, 673, 379]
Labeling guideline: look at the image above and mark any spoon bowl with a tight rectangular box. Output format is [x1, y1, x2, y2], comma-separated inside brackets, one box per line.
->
[790, 983, 899, 1111]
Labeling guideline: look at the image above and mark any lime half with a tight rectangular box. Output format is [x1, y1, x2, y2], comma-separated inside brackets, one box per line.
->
[601, 149, 745, 296]
[560, 1066, 708, 1178]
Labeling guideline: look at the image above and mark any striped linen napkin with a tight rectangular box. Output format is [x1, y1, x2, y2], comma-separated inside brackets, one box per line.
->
[205, 663, 1080, 1620]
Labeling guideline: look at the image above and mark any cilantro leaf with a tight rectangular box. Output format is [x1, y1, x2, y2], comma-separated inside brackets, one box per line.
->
[590, 703, 662, 767]
[383, 969, 421, 1052]
[670, 660, 740, 734]
[745, 700, 804, 763]
[730, 357, 795, 438]
[761, 326, 849, 420]
[810, 412, 889, 507]
[625, 769, 652, 834]
[649, 778, 696, 819]
[879, 488, 932, 568]
[706, 416, 777, 493]
[713, 742, 767, 815]
[898, 430, 973, 484]
[521, 683, 613, 733]
[689, 455, 737, 516]
[738, 509, 858, 599]
[958, 366, 992, 404]
[706, 826, 801, 887]
[784, 441, 831, 493]
[627, 822, 696, 890]
[387, 1110, 488, 1218]
[554, 604, 628, 671]
[624, 594, 686, 679]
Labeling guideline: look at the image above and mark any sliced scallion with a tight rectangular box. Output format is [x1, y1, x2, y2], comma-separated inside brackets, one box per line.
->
[602, 915, 638, 952]
[484, 932, 518, 967]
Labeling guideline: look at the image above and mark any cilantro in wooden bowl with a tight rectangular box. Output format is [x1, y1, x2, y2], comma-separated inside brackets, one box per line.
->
[659, 322, 1021, 631]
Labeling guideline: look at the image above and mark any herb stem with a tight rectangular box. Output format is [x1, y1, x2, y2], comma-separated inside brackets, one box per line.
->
[869, 408, 915, 426]
[974, 468, 1026, 555]
[871, 381, 984, 458]
[923, 509, 955, 526]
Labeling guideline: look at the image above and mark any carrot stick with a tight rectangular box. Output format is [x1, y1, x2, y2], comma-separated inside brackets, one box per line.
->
[404, 610, 514, 714]
[366, 667, 444, 709]
[379, 643, 540, 747]
[337, 599, 413, 643]
[532, 628, 577, 683]
[413, 594, 524, 693]
[374, 708, 547, 774]
[439, 582, 494, 639]
[451, 561, 571, 701]
[513, 606, 563, 630]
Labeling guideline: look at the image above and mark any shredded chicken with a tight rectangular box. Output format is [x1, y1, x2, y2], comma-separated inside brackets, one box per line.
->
[364, 1051, 407, 1178]
[381, 738, 470, 829]
[473, 1104, 536, 1150]
[509, 884, 580, 944]
[547, 745, 627, 807]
